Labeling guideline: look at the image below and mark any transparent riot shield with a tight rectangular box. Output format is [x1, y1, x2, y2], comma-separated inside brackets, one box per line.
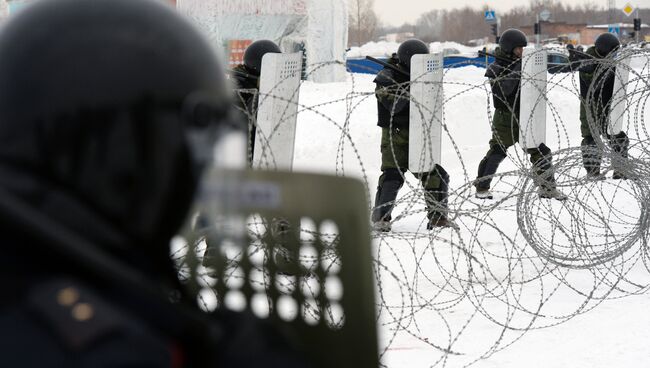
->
[608, 54, 631, 135]
[180, 168, 379, 368]
[519, 47, 547, 149]
[409, 53, 444, 173]
[253, 52, 303, 171]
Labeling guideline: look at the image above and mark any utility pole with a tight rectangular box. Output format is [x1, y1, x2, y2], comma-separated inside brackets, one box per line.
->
[634, 7, 641, 43]
[535, 14, 541, 46]
[357, 0, 361, 47]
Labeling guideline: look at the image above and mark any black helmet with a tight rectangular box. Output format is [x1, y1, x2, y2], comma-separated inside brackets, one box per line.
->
[244, 40, 282, 74]
[595, 33, 620, 57]
[0, 0, 232, 251]
[397, 39, 429, 69]
[499, 29, 528, 55]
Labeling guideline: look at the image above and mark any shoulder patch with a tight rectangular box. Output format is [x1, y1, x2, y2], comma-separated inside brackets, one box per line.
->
[27, 279, 130, 351]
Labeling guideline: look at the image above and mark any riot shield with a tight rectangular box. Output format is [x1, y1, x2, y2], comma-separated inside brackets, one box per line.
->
[519, 47, 547, 149]
[253, 52, 303, 170]
[608, 54, 631, 135]
[182, 169, 379, 368]
[408, 53, 444, 173]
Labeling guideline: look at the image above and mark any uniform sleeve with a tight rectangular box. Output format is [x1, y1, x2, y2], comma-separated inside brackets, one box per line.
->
[570, 53, 597, 73]
[487, 62, 520, 103]
[232, 65, 259, 117]
[0, 280, 174, 368]
[375, 69, 410, 115]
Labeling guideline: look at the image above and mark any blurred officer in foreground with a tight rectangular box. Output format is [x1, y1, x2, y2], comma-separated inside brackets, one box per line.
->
[371, 39, 456, 232]
[568, 33, 629, 179]
[0, 0, 308, 367]
[231, 39, 282, 164]
[474, 29, 567, 201]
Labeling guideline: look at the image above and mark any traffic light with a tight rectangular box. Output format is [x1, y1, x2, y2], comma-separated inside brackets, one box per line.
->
[634, 18, 641, 31]
[534, 23, 541, 35]
[490, 23, 498, 36]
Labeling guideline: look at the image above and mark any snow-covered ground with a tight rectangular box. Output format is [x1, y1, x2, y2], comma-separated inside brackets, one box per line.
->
[292, 56, 650, 367]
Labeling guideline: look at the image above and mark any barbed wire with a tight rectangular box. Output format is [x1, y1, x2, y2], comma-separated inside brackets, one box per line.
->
[175, 46, 650, 367]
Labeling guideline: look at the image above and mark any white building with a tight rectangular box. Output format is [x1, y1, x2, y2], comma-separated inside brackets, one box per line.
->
[177, 0, 348, 83]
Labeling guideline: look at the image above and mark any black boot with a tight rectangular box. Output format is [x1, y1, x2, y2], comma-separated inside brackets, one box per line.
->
[475, 145, 507, 190]
[372, 168, 404, 223]
[581, 136, 603, 177]
[423, 166, 457, 229]
[610, 131, 629, 179]
[529, 144, 567, 201]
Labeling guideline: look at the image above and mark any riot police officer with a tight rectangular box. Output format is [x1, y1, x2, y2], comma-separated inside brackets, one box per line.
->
[371, 39, 455, 232]
[232, 39, 282, 164]
[474, 29, 567, 200]
[0, 0, 307, 367]
[569, 32, 629, 179]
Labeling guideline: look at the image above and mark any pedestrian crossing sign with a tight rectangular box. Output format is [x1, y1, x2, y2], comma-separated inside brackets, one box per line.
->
[484, 10, 497, 23]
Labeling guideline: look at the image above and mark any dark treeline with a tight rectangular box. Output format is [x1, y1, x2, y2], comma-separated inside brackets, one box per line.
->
[380, 1, 650, 44]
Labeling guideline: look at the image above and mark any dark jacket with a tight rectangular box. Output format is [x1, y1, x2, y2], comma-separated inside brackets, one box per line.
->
[485, 47, 522, 114]
[232, 64, 260, 162]
[374, 54, 410, 129]
[0, 106, 306, 368]
[574, 46, 615, 110]
[232, 64, 260, 117]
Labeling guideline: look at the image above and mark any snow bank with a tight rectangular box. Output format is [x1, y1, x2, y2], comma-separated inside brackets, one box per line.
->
[347, 40, 497, 59]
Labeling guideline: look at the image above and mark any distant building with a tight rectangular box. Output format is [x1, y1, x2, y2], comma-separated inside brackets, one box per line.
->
[520, 21, 584, 44]
[583, 23, 649, 44]
[519, 20, 649, 45]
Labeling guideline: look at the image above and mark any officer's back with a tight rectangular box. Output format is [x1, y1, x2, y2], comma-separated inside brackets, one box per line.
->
[0, 0, 307, 367]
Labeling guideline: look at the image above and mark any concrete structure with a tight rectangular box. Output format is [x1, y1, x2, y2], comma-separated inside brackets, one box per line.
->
[177, 0, 348, 83]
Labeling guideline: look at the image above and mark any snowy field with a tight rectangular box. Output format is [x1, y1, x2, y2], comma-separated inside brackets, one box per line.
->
[290, 56, 650, 367]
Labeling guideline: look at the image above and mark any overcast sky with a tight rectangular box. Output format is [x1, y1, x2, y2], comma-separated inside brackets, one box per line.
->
[374, 0, 650, 26]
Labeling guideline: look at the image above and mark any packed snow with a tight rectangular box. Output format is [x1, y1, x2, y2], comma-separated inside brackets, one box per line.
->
[347, 41, 492, 59]
[291, 58, 650, 367]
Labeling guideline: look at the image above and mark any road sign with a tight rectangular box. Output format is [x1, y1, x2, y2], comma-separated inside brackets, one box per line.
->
[622, 3, 634, 17]
[539, 9, 551, 21]
[484, 10, 497, 23]
[608, 25, 621, 35]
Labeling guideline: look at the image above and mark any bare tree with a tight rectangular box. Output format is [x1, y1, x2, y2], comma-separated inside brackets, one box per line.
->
[415, 10, 443, 42]
[348, 0, 378, 47]
[380, 1, 646, 45]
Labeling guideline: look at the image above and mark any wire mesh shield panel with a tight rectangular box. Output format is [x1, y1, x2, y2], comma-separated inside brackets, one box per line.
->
[254, 52, 303, 170]
[187, 169, 379, 368]
[409, 53, 444, 173]
[519, 47, 548, 149]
